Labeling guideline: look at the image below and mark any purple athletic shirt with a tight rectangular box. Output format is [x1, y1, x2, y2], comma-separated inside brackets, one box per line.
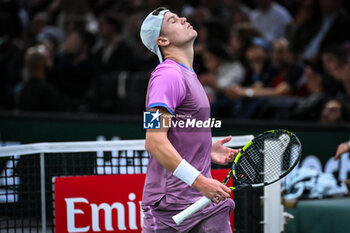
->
[142, 59, 212, 206]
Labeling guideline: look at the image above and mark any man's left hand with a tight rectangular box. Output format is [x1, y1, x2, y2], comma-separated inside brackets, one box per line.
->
[211, 136, 240, 165]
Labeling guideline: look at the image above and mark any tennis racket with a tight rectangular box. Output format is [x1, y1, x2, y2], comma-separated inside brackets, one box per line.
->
[172, 129, 302, 225]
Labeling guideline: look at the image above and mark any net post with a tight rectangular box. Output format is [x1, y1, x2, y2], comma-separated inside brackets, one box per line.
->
[40, 152, 47, 233]
[263, 180, 283, 233]
[262, 137, 284, 233]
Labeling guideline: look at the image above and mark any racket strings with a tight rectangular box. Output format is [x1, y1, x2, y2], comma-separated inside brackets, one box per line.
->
[236, 147, 263, 184]
[263, 139, 289, 182]
[235, 133, 300, 185]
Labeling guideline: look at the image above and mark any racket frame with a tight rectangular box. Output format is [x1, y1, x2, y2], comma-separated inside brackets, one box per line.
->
[172, 129, 302, 225]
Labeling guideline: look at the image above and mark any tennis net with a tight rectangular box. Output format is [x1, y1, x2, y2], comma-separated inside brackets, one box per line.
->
[0, 135, 253, 232]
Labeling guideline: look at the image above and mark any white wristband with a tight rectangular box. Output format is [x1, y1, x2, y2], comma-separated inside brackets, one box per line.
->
[245, 88, 254, 97]
[173, 159, 200, 186]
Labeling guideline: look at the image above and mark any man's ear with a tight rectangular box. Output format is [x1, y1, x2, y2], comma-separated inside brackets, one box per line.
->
[156, 36, 170, 47]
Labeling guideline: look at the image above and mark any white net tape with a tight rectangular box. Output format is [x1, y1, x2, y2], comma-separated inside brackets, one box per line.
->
[0, 135, 253, 157]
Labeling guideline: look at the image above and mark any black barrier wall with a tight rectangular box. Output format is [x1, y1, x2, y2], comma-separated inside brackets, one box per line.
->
[1, 112, 348, 167]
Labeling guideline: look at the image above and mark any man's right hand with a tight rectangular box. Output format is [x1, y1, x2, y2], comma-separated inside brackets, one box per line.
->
[192, 174, 231, 203]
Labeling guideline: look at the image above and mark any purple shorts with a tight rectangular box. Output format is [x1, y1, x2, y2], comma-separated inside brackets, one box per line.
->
[142, 197, 235, 233]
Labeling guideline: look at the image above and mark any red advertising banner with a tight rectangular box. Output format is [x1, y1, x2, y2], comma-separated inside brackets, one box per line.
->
[55, 170, 233, 233]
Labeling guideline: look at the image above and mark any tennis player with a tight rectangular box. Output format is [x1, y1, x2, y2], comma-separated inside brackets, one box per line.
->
[140, 7, 239, 232]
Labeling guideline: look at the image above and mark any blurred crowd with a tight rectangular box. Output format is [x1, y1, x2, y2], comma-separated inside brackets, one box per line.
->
[0, 0, 350, 124]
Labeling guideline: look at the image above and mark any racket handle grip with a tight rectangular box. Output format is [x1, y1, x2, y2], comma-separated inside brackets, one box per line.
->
[172, 196, 211, 225]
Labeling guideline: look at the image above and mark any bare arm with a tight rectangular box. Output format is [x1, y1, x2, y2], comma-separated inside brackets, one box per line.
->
[334, 141, 350, 160]
[226, 82, 292, 99]
[145, 108, 182, 172]
[251, 82, 292, 97]
[145, 107, 231, 203]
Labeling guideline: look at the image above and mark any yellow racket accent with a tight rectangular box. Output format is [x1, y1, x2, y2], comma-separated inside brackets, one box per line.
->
[268, 129, 293, 137]
[234, 140, 252, 164]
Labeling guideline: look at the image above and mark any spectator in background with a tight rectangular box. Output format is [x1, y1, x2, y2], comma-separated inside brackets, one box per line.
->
[200, 41, 245, 96]
[225, 37, 274, 118]
[320, 44, 348, 97]
[324, 43, 350, 99]
[18, 44, 64, 112]
[123, 10, 158, 72]
[227, 38, 305, 119]
[302, 0, 350, 62]
[226, 37, 273, 95]
[292, 44, 348, 121]
[190, 9, 213, 74]
[227, 23, 262, 63]
[285, 0, 321, 57]
[199, 41, 245, 116]
[192, 15, 232, 75]
[36, 25, 63, 82]
[249, 0, 292, 42]
[52, 28, 96, 112]
[292, 65, 328, 121]
[301, 45, 347, 99]
[53, 0, 98, 37]
[320, 98, 348, 124]
[203, 17, 231, 45]
[0, 0, 349, 123]
[24, 11, 49, 47]
[88, 11, 136, 114]
[222, 0, 250, 24]
[303, 44, 348, 99]
[0, 9, 23, 109]
[36, 26, 63, 57]
[258, 38, 306, 97]
[93, 10, 135, 72]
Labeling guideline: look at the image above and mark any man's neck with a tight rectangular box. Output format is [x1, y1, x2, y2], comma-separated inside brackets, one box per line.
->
[163, 43, 194, 70]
